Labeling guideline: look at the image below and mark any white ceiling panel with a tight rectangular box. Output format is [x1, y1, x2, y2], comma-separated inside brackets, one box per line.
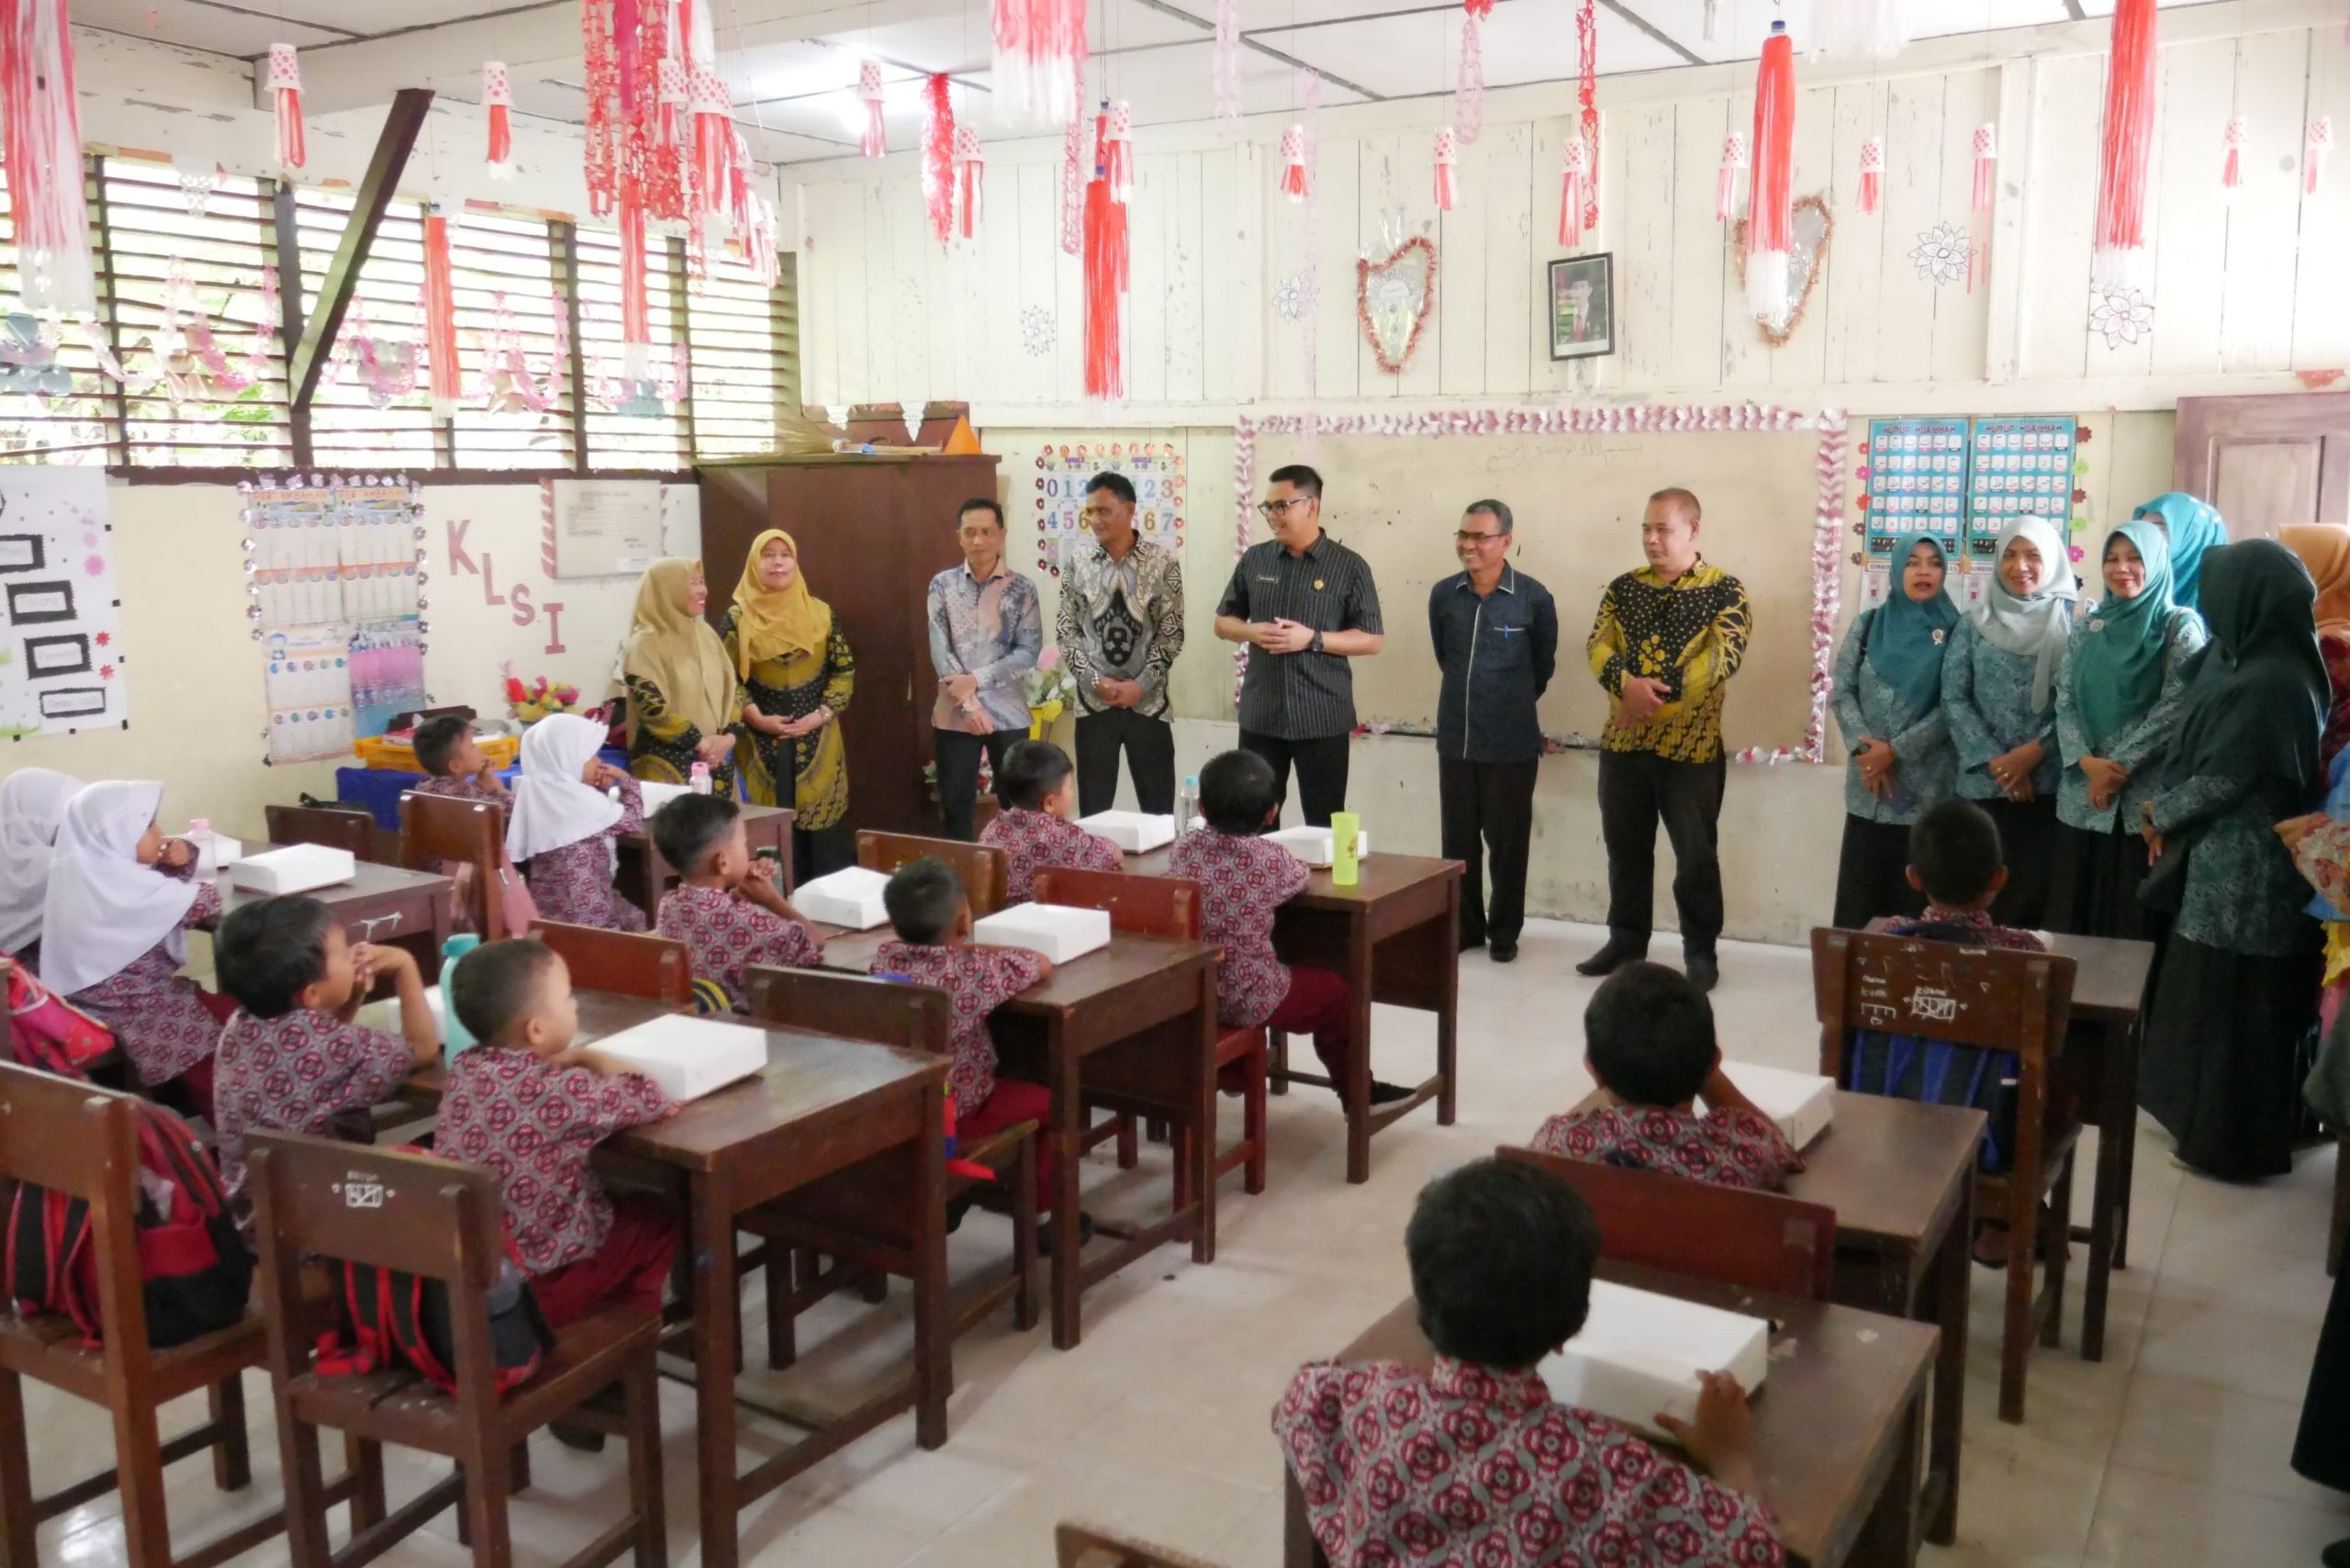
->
[1251, 0, 1684, 101]
[73, 0, 345, 58]
[1079, 39, 1368, 124]
[271, 0, 528, 36]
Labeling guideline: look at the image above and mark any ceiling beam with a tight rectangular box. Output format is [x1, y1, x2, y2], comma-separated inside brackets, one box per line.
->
[289, 87, 435, 413]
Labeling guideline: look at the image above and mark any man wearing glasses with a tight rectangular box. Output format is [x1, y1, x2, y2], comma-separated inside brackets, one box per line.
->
[1058, 471, 1186, 815]
[1429, 500, 1558, 964]
[1214, 465, 1385, 825]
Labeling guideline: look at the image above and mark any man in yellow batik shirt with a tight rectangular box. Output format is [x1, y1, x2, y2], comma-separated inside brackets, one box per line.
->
[1576, 487, 1751, 993]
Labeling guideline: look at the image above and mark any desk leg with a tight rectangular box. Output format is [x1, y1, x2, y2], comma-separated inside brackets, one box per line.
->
[1051, 1030, 1084, 1350]
[912, 1079, 950, 1448]
[2083, 1016, 2131, 1361]
[1345, 913, 1373, 1186]
[690, 1167, 741, 1568]
[1926, 1174, 1970, 1547]
[1437, 882, 1460, 1126]
[1851, 1380, 1927, 1568]
[2111, 1015, 2139, 1272]
[1192, 967, 1218, 1265]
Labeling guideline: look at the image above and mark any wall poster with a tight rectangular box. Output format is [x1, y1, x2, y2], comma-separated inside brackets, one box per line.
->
[0, 468, 125, 739]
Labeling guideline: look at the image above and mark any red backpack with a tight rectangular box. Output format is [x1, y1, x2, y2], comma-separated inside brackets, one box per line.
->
[2, 958, 113, 1079]
[5, 1100, 253, 1350]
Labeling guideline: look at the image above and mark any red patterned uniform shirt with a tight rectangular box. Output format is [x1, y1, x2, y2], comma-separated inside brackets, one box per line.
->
[869, 939, 1045, 1114]
[1530, 1105, 1799, 1192]
[1276, 1357, 1786, 1568]
[410, 772, 510, 810]
[520, 775, 646, 934]
[979, 807, 1122, 903]
[213, 1007, 416, 1219]
[433, 1046, 672, 1277]
[655, 882, 822, 1013]
[69, 877, 226, 1086]
[1883, 905, 2048, 953]
[1169, 828, 1309, 1028]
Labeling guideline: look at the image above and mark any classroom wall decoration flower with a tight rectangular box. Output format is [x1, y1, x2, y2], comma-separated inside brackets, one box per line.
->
[1022, 305, 1056, 357]
[1274, 272, 1310, 323]
[1909, 222, 1966, 286]
[2088, 284, 2154, 348]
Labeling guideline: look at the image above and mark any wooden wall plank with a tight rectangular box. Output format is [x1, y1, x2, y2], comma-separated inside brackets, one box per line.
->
[2219, 26, 2313, 372]
[792, 182, 836, 407]
[887, 175, 932, 402]
[1669, 98, 1731, 392]
[1014, 162, 1060, 405]
[2017, 52, 2103, 384]
[1485, 119, 1534, 398]
[2292, 25, 2350, 369]
[1766, 83, 1837, 389]
[1052, 162, 1084, 400]
[1872, 73, 1946, 386]
[833, 179, 875, 403]
[1127, 154, 1171, 405]
[1439, 126, 1493, 397]
[1316, 137, 1362, 403]
[2148, 36, 2237, 378]
[1820, 82, 1886, 387]
[1929, 68, 1994, 384]
[1167, 151, 1207, 402]
[1615, 102, 1678, 390]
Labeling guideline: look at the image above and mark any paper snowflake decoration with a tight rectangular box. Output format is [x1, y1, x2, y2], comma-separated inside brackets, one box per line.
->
[1020, 306, 1056, 357]
[2088, 286, 2154, 348]
[1273, 272, 1310, 324]
[1909, 223, 1966, 286]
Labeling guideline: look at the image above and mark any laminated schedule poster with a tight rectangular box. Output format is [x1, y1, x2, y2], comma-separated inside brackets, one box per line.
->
[0, 467, 126, 738]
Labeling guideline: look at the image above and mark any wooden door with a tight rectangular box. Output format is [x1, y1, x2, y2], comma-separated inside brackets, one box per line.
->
[2174, 392, 2350, 534]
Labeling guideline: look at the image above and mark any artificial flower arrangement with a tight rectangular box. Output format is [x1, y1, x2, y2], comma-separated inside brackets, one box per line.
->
[1024, 646, 1080, 738]
[503, 663, 582, 724]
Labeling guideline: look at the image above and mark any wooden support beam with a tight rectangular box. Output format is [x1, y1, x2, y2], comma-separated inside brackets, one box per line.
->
[271, 182, 314, 467]
[288, 87, 435, 414]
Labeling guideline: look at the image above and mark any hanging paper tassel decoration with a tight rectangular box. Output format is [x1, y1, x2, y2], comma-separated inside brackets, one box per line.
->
[1059, 58, 1085, 256]
[2093, 0, 2157, 285]
[956, 126, 984, 239]
[922, 74, 956, 244]
[744, 194, 779, 288]
[620, 201, 652, 379]
[1082, 106, 1127, 399]
[1433, 127, 1459, 212]
[1105, 100, 1135, 204]
[582, 0, 618, 215]
[1575, 0, 1600, 235]
[1, 0, 98, 319]
[1702, 0, 1719, 44]
[1456, 0, 1492, 146]
[2312, 117, 2337, 196]
[1745, 19, 1796, 328]
[1213, 0, 1243, 132]
[484, 62, 516, 179]
[856, 60, 887, 158]
[1279, 125, 1309, 202]
[422, 206, 462, 418]
[267, 42, 306, 169]
[691, 70, 733, 223]
[1718, 132, 1747, 223]
[1856, 135, 1884, 216]
[1558, 135, 1589, 247]
[2221, 116, 2245, 193]
[1967, 122, 1997, 292]
[993, 0, 1087, 130]
[1807, 0, 1909, 65]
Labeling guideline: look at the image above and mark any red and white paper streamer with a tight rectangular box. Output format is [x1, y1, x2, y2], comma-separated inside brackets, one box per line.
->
[2221, 116, 2245, 193]
[2094, 0, 2157, 284]
[992, 0, 1087, 130]
[1456, 0, 1493, 146]
[2311, 117, 2335, 196]
[856, 59, 887, 158]
[1558, 136, 1590, 247]
[1213, 0, 1243, 131]
[1433, 126, 1458, 212]
[1746, 21, 1796, 328]
[1280, 125, 1309, 202]
[1105, 99, 1135, 204]
[956, 125, 984, 240]
[923, 74, 957, 244]
[1856, 135, 1884, 215]
[2, 0, 99, 319]
[485, 61, 515, 178]
[1718, 133, 1747, 223]
[267, 42, 305, 170]
[1574, 0, 1599, 235]
[1967, 121, 1996, 291]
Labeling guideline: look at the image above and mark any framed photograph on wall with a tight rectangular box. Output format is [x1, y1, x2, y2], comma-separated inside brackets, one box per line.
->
[1548, 253, 1616, 361]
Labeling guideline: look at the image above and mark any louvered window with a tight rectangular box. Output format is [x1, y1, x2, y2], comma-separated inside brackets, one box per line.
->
[574, 223, 691, 471]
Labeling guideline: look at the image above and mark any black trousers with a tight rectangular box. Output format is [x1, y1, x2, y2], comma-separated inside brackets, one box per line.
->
[1597, 748, 1727, 953]
[1439, 756, 1538, 948]
[1238, 729, 1350, 827]
[790, 824, 853, 886]
[934, 726, 1024, 841]
[1074, 708, 1176, 816]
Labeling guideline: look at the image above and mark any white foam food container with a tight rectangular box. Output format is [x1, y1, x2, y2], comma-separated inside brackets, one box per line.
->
[974, 902, 1111, 964]
[793, 866, 893, 930]
[229, 843, 357, 896]
[1076, 810, 1174, 854]
[636, 780, 693, 817]
[1267, 824, 1372, 868]
[1539, 1279, 1771, 1443]
[588, 1014, 767, 1101]
[1718, 1061, 1838, 1149]
[185, 830, 243, 877]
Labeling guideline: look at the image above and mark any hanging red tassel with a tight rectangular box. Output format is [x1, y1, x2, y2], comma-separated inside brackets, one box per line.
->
[2094, 0, 2156, 284]
[1082, 106, 1126, 399]
[1856, 135, 1884, 215]
[857, 59, 887, 158]
[1279, 125, 1309, 202]
[620, 200, 652, 379]
[956, 126, 984, 240]
[2313, 117, 2337, 196]
[1105, 100, 1136, 204]
[1718, 132, 1747, 223]
[267, 42, 306, 169]
[2221, 115, 2245, 193]
[993, 0, 1087, 130]
[1575, 0, 1599, 234]
[1, 0, 98, 319]
[1967, 122, 1996, 292]
[422, 205, 461, 417]
[1558, 135, 1588, 247]
[1456, 0, 1492, 145]
[1746, 20, 1795, 326]
[484, 61, 515, 179]
[691, 65, 731, 219]
[1433, 126, 1458, 212]
[921, 74, 957, 243]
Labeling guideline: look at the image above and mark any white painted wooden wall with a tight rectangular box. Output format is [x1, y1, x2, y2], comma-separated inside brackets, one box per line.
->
[793, 6, 2350, 423]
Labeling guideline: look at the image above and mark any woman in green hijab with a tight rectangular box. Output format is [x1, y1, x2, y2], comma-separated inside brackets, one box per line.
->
[2049, 521, 2207, 938]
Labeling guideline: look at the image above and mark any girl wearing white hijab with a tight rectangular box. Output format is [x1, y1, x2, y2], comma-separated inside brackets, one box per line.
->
[0, 767, 79, 958]
[509, 711, 648, 932]
[40, 781, 232, 1114]
[1942, 514, 2079, 928]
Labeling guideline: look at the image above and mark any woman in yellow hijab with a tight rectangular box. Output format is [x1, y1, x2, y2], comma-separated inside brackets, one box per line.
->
[725, 530, 856, 877]
[621, 557, 745, 792]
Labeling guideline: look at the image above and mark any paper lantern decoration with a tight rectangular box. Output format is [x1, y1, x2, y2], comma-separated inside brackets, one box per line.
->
[2093, 0, 2157, 284]
[956, 125, 985, 240]
[1718, 133, 1747, 223]
[1558, 136, 1590, 247]
[1745, 21, 1796, 328]
[1213, 0, 1242, 130]
[1856, 136, 1884, 215]
[2312, 118, 2337, 196]
[2221, 116, 2245, 192]
[1433, 126, 1458, 212]
[483, 62, 515, 178]
[1279, 125, 1309, 202]
[267, 42, 306, 169]
[1105, 100, 1135, 205]
[923, 74, 957, 244]
[856, 59, 886, 158]
[993, 0, 1088, 130]
[690, 67, 732, 219]
[1968, 122, 1996, 291]
[1456, 0, 1492, 145]
[1, 0, 98, 318]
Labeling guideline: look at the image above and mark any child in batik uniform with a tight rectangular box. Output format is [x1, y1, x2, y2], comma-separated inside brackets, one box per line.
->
[507, 711, 647, 933]
[1882, 800, 2050, 953]
[979, 740, 1121, 903]
[651, 793, 824, 1013]
[409, 714, 510, 809]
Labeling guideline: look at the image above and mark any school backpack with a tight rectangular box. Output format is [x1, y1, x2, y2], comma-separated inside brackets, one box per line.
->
[4, 1099, 253, 1349]
[2, 958, 113, 1079]
[1841, 1030, 2022, 1174]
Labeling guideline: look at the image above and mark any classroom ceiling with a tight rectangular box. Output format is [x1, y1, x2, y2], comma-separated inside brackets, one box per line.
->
[82, 0, 2244, 162]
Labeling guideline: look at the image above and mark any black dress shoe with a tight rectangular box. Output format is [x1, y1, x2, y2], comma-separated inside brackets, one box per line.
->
[1367, 1080, 1416, 1106]
[1489, 941, 1518, 964]
[2322, 1538, 2350, 1568]
[1459, 932, 1487, 954]
[1685, 952, 1719, 993]
[1575, 939, 1645, 977]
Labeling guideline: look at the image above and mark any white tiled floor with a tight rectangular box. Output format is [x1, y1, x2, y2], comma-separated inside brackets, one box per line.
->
[20, 920, 2350, 1567]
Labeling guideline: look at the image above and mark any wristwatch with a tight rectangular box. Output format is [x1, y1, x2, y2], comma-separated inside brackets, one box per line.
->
[1310, 629, 1326, 655]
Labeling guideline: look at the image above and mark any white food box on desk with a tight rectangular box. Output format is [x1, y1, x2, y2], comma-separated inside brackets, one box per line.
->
[1076, 810, 1174, 854]
[229, 844, 356, 897]
[1267, 825, 1371, 868]
[974, 902, 1111, 963]
[185, 830, 243, 876]
[635, 781, 692, 816]
[793, 867, 893, 930]
[1539, 1280, 1771, 1443]
[1719, 1061, 1838, 1150]
[588, 1014, 767, 1101]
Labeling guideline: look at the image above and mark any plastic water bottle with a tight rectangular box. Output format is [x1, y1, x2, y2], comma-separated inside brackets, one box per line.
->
[440, 934, 482, 1056]
[1330, 812, 1362, 888]
[689, 761, 711, 795]
[1175, 775, 1200, 840]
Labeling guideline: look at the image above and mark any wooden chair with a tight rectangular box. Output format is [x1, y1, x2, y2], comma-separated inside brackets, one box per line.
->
[0, 1063, 368, 1568]
[1812, 926, 2083, 1424]
[1496, 1144, 1838, 1300]
[1056, 1521, 1235, 1568]
[264, 804, 384, 865]
[737, 963, 1038, 1367]
[855, 830, 1010, 917]
[246, 1131, 666, 1568]
[530, 922, 693, 1009]
[399, 792, 519, 940]
[1031, 868, 1270, 1200]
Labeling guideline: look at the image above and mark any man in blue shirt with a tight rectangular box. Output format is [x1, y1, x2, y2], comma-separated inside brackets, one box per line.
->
[926, 498, 1043, 840]
[1428, 500, 1557, 963]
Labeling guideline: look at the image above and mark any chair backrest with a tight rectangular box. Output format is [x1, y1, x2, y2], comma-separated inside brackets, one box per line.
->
[1055, 1522, 1235, 1568]
[1030, 868, 1202, 939]
[744, 963, 951, 1058]
[856, 829, 1009, 916]
[1496, 1143, 1839, 1301]
[264, 803, 382, 864]
[532, 921, 692, 1007]
[0, 1063, 163, 1365]
[1809, 927, 2076, 1075]
[400, 791, 510, 938]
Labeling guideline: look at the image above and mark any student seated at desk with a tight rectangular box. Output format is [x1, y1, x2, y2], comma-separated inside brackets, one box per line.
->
[509, 711, 648, 933]
[0, 767, 79, 968]
[210, 895, 440, 1226]
[1274, 1158, 1785, 1568]
[1882, 799, 2049, 953]
[40, 781, 233, 1119]
[1532, 962, 1798, 1191]
[651, 793, 824, 1013]
[1169, 749, 1409, 1104]
[979, 739, 1120, 903]
[409, 714, 510, 809]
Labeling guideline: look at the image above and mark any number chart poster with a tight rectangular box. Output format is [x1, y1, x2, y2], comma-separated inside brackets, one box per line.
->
[0, 467, 125, 739]
[1032, 442, 1185, 577]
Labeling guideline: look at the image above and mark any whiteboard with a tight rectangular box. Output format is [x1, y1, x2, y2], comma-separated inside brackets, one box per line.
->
[1244, 421, 1833, 755]
[550, 479, 665, 577]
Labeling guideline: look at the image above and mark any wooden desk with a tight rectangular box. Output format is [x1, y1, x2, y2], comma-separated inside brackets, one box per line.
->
[1129, 847, 1463, 1183]
[615, 802, 795, 920]
[811, 924, 1219, 1350]
[1285, 1270, 1939, 1568]
[215, 851, 452, 969]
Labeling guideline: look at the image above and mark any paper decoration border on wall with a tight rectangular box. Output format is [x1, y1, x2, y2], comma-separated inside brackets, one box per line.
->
[1230, 405, 1849, 766]
[1034, 442, 1185, 577]
[0, 468, 126, 740]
